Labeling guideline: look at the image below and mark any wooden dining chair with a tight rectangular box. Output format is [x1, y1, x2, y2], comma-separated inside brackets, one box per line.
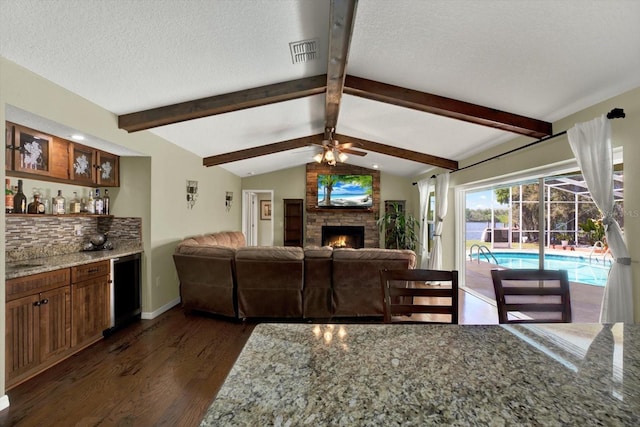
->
[379, 269, 459, 324]
[490, 269, 572, 324]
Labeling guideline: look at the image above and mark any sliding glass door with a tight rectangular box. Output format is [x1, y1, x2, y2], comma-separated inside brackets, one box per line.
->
[461, 168, 623, 323]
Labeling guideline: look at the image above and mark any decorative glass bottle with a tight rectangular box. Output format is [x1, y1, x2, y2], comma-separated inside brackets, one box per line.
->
[53, 190, 66, 214]
[27, 193, 46, 214]
[13, 179, 27, 214]
[103, 189, 110, 215]
[69, 191, 81, 214]
[95, 189, 104, 215]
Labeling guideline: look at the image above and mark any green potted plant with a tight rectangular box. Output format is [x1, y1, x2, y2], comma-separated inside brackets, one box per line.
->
[557, 233, 570, 246]
[377, 202, 420, 250]
[579, 218, 605, 246]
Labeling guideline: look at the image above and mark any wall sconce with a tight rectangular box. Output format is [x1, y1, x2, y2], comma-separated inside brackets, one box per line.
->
[186, 180, 198, 209]
[225, 191, 233, 211]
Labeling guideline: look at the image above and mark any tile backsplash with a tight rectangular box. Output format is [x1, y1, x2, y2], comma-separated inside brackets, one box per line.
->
[5, 216, 142, 261]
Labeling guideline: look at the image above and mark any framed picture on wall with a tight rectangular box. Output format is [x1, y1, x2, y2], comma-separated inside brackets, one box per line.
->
[260, 200, 272, 220]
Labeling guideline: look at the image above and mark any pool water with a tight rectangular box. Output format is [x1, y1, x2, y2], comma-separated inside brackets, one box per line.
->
[471, 252, 612, 287]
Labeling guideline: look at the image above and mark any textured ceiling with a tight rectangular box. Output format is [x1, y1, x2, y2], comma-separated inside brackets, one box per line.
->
[1, 0, 639, 177]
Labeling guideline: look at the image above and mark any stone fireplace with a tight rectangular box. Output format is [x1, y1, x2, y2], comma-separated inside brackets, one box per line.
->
[322, 225, 365, 248]
[305, 163, 380, 248]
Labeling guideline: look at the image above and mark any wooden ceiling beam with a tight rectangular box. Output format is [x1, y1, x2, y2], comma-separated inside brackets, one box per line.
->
[343, 75, 552, 138]
[203, 131, 458, 170]
[203, 134, 323, 167]
[335, 133, 459, 170]
[118, 75, 327, 132]
[324, 0, 358, 130]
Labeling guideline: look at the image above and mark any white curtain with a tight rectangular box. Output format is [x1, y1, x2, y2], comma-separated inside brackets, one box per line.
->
[417, 178, 433, 268]
[567, 115, 634, 323]
[428, 172, 450, 270]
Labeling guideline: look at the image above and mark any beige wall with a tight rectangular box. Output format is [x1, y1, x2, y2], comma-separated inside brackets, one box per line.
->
[0, 57, 243, 396]
[416, 86, 640, 322]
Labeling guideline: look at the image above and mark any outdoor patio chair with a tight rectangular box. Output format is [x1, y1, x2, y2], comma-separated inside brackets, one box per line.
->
[380, 269, 459, 324]
[490, 268, 572, 323]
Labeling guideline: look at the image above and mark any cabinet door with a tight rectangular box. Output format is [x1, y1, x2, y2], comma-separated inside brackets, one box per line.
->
[71, 276, 110, 347]
[6, 294, 41, 383]
[283, 199, 304, 246]
[69, 143, 96, 185]
[49, 137, 71, 180]
[96, 150, 119, 187]
[39, 286, 72, 363]
[12, 124, 53, 176]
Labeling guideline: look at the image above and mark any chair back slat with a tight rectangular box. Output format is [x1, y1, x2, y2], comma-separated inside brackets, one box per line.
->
[491, 269, 572, 324]
[380, 269, 458, 324]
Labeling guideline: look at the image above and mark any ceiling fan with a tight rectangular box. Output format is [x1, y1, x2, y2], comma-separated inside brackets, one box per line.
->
[313, 127, 367, 166]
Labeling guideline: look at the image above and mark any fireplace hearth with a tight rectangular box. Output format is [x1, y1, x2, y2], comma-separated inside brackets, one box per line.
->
[322, 226, 365, 249]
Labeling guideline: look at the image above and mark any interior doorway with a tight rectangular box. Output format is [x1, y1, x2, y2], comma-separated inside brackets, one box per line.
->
[242, 189, 274, 246]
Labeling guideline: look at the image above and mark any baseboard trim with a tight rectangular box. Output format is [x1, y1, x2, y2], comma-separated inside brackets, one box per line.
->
[0, 394, 10, 412]
[141, 297, 181, 320]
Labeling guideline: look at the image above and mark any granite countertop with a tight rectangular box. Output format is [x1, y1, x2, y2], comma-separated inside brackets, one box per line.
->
[5, 241, 143, 280]
[202, 323, 639, 426]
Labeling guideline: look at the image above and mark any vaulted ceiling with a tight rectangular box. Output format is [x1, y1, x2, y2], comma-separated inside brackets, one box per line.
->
[2, 0, 639, 177]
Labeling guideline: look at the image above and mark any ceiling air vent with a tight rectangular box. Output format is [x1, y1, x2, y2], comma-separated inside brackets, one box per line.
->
[289, 38, 318, 64]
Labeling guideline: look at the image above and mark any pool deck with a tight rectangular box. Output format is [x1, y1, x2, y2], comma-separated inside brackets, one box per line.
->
[464, 258, 604, 323]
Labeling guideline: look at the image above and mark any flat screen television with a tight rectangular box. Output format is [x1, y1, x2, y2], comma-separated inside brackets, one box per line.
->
[317, 174, 373, 208]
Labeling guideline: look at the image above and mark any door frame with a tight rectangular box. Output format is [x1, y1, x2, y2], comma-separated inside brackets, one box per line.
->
[242, 189, 274, 246]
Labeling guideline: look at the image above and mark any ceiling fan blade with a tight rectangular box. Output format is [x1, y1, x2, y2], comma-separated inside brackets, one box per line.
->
[341, 148, 367, 156]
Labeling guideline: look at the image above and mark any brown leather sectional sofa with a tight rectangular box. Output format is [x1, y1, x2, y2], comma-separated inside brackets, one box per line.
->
[173, 231, 416, 320]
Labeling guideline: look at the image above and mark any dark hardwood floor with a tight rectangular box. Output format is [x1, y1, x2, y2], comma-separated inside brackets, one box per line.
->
[0, 307, 256, 427]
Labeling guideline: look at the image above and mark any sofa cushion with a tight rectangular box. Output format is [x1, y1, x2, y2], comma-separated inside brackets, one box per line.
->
[303, 246, 334, 318]
[190, 231, 246, 248]
[332, 248, 417, 268]
[303, 246, 334, 259]
[175, 244, 237, 258]
[236, 246, 304, 261]
[235, 246, 304, 318]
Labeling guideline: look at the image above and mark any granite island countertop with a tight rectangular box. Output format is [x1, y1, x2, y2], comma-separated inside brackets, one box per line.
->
[5, 241, 143, 280]
[202, 323, 640, 426]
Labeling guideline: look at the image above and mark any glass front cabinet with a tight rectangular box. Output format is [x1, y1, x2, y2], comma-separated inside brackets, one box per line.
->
[70, 143, 96, 184]
[6, 121, 119, 187]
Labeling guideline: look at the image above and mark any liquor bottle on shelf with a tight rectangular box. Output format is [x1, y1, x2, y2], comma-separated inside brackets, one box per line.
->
[53, 190, 66, 215]
[13, 179, 27, 214]
[69, 192, 81, 214]
[95, 189, 104, 215]
[103, 189, 110, 215]
[87, 190, 95, 214]
[80, 197, 88, 213]
[27, 193, 46, 214]
[5, 179, 14, 214]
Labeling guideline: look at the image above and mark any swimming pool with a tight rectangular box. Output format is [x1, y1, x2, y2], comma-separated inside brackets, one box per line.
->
[470, 251, 612, 287]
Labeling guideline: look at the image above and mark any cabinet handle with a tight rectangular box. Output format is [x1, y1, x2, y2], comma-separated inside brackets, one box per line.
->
[87, 268, 100, 273]
[33, 301, 41, 307]
[41, 298, 49, 305]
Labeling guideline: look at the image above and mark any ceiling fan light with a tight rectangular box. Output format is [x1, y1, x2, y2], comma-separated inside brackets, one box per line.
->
[338, 152, 348, 162]
[313, 153, 324, 163]
[324, 149, 335, 162]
